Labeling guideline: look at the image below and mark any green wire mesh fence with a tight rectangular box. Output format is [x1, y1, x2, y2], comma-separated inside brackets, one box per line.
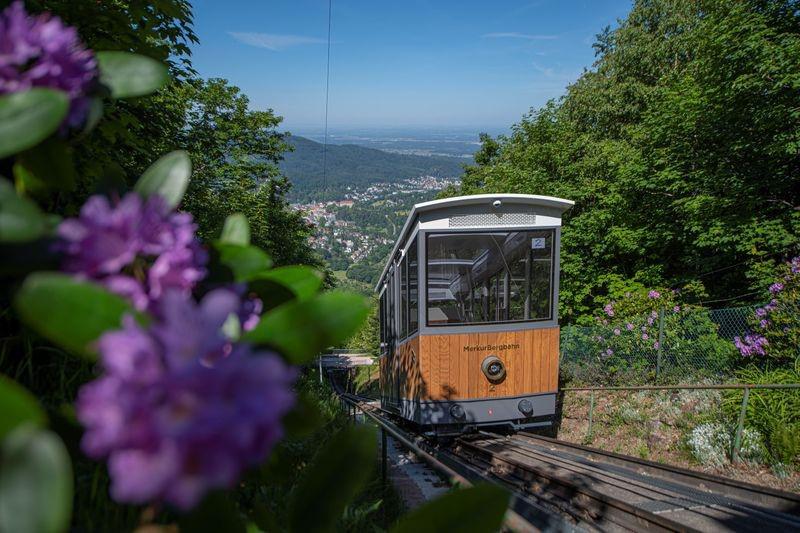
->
[560, 305, 759, 386]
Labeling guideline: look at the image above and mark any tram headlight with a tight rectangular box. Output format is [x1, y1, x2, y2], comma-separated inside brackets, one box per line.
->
[450, 404, 466, 420]
[518, 399, 534, 416]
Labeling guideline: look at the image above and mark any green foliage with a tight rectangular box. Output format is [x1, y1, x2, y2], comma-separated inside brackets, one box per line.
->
[133, 149, 191, 208]
[722, 365, 800, 464]
[14, 273, 138, 359]
[562, 290, 737, 385]
[0, 180, 48, 243]
[220, 213, 251, 246]
[179, 492, 246, 533]
[0, 377, 46, 439]
[282, 136, 463, 202]
[96, 51, 170, 98]
[0, 89, 68, 159]
[391, 484, 509, 533]
[0, 427, 73, 533]
[455, 0, 800, 322]
[244, 291, 371, 364]
[288, 425, 377, 533]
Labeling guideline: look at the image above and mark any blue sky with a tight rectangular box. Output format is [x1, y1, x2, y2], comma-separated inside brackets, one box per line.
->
[190, 0, 632, 131]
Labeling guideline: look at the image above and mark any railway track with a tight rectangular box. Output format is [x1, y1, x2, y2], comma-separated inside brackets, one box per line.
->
[452, 432, 800, 532]
[342, 394, 800, 532]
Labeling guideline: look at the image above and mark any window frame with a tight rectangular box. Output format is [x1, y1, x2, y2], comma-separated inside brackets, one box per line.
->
[424, 229, 556, 328]
[407, 236, 419, 335]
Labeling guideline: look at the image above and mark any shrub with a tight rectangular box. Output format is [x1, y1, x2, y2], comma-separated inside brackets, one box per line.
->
[722, 366, 800, 465]
[734, 256, 800, 363]
[687, 423, 766, 466]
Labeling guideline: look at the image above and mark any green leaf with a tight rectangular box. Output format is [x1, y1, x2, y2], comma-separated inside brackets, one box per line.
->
[243, 291, 370, 364]
[15, 137, 77, 193]
[247, 265, 324, 313]
[0, 89, 68, 158]
[96, 51, 170, 98]
[0, 180, 47, 243]
[0, 427, 73, 533]
[216, 243, 273, 282]
[288, 425, 377, 533]
[14, 273, 139, 359]
[220, 213, 250, 246]
[179, 492, 246, 533]
[281, 392, 324, 438]
[391, 484, 509, 533]
[0, 376, 46, 439]
[134, 150, 192, 208]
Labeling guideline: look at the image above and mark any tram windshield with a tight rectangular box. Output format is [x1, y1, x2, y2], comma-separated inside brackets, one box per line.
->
[426, 230, 554, 325]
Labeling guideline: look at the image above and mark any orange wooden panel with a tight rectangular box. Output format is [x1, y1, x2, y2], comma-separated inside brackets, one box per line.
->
[405, 327, 559, 401]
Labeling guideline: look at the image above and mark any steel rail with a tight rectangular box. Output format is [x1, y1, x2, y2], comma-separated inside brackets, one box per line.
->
[484, 433, 800, 530]
[340, 394, 580, 533]
[453, 435, 695, 532]
[515, 432, 800, 513]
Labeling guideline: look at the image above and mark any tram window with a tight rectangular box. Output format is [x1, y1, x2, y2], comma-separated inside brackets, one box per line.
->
[379, 290, 386, 346]
[388, 270, 395, 340]
[408, 237, 418, 334]
[426, 230, 554, 325]
[399, 256, 408, 338]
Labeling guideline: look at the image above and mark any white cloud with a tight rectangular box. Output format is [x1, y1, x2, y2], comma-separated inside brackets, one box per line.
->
[532, 62, 554, 77]
[482, 32, 558, 41]
[228, 32, 326, 50]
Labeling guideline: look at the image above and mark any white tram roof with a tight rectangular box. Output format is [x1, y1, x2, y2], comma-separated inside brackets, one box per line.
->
[375, 193, 574, 291]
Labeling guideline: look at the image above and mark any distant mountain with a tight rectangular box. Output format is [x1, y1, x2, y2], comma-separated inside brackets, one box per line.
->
[279, 136, 465, 196]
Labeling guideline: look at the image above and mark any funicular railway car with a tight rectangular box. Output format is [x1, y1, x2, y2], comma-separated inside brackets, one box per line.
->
[377, 194, 574, 434]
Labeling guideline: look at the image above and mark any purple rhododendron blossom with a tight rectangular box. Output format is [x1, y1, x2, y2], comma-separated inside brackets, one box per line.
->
[759, 319, 770, 329]
[648, 290, 661, 299]
[642, 333, 649, 340]
[58, 193, 207, 310]
[734, 334, 768, 357]
[647, 316, 654, 325]
[673, 305, 680, 313]
[613, 328, 621, 336]
[603, 303, 614, 317]
[606, 348, 613, 356]
[77, 289, 296, 509]
[755, 307, 767, 318]
[626, 322, 634, 331]
[653, 341, 660, 349]
[769, 282, 784, 294]
[0, 1, 97, 128]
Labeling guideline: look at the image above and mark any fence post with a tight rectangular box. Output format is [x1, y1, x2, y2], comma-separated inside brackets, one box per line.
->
[656, 308, 665, 383]
[732, 387, 750, 463]
[586, 391, 595, 441]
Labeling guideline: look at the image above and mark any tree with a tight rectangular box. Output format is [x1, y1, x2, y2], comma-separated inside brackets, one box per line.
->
[455, 0, 800, 323]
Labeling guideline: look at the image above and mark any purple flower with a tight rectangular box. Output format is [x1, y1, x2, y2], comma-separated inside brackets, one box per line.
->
[0, 2, 97, 128]
[734, 334, 769, 357]
[58, 193, 207, 310]
[673, 305, 680, 313]
[605, 348, 613, 356]
[77, 289, 296, 509]
[647, 316, 654, 325]
[759, 319, 770, 329]
[613, 328, 621, 336]
[791, 257, 799, 274]
[648, 290, 661, 299]
[603, 303, 614, 317]
[653, 341, 660, 350]
[626, 322, 634, 331]
[769, 282, 784, 294]
[755, 308, 767, 318]
[602, 319, 608, 325]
